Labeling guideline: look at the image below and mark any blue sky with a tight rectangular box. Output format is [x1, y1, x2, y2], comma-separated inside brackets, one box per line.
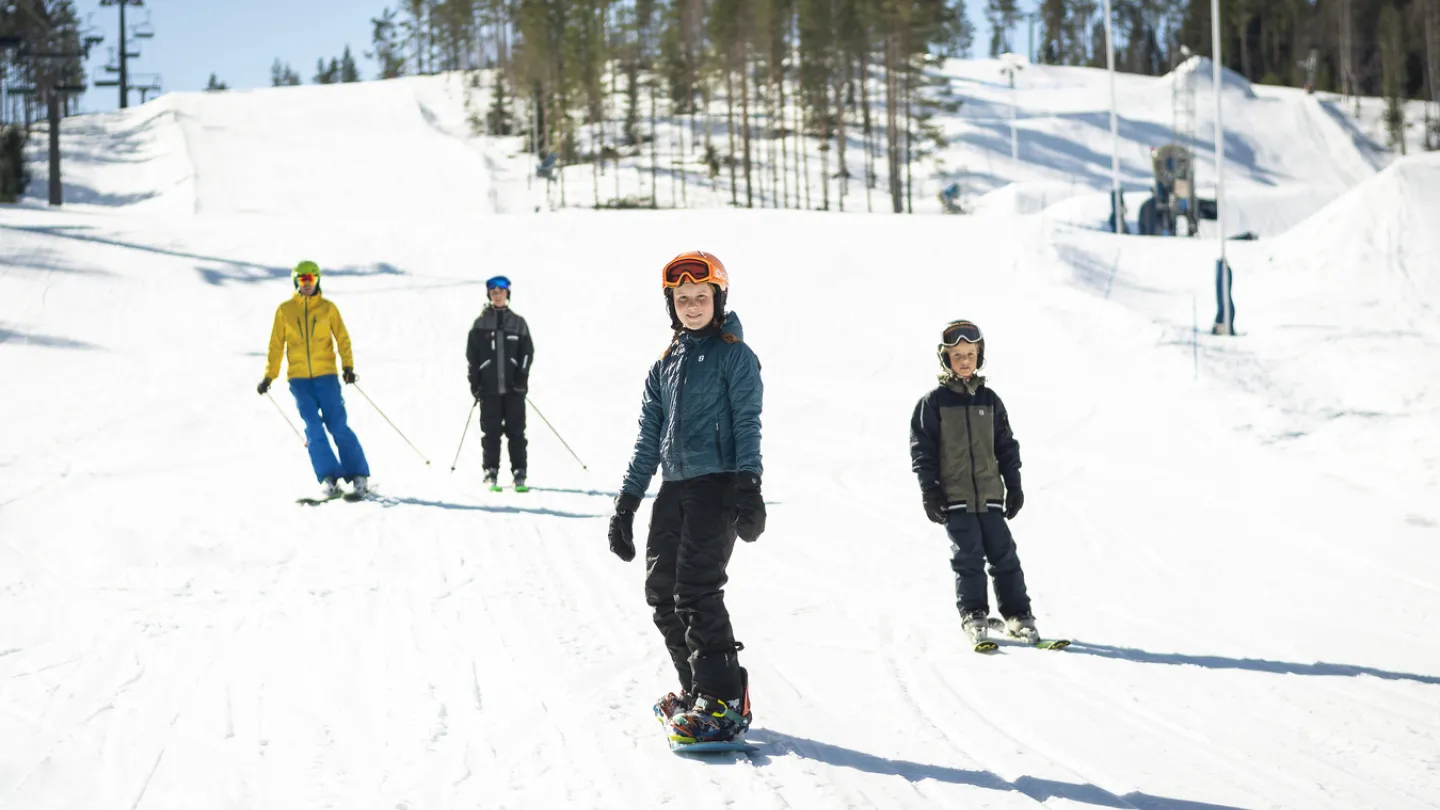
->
[74, 0, 1015, 114]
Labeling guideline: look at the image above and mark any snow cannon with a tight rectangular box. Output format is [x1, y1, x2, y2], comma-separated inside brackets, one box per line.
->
[1137, 143, 1220, 237]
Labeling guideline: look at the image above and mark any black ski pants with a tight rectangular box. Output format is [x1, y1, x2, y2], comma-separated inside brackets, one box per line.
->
[644, 472, 744, 701]
[947, 510, 1032, 619]
[479, 393, 527, 472]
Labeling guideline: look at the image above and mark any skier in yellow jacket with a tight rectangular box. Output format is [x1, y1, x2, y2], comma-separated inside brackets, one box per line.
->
[257, 261, 370, 499]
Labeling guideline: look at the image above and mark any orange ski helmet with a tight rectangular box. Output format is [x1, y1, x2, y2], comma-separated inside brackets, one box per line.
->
[662, 250, 729, 329]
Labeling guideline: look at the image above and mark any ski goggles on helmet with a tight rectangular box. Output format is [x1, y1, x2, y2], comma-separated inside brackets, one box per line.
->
[662, 255, 727, 289]
[940, 320, 984, 346]
[486, 275, 511, 291]
[292, 260, 321, 284]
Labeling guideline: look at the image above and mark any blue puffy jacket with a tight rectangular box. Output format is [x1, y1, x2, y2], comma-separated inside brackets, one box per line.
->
[621, 313, 763, 498]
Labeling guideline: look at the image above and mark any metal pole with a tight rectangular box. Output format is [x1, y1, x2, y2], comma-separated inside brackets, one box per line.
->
[266, 391, 307, 446]
[1212, 0, 1231, 333]
[1103, 0, 1122, 232]
[526, 396, 588, 470]
[118, 0, 129, 109]
[450, 399, 478, 471]
[47, 85, 61, 205]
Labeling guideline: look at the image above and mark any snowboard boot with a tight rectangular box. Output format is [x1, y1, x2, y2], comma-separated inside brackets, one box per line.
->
[351, 476, 369, 498]
[653, 691, 691, 725]
[512, 469, 528, 493]
[1003, 612, 1039, 643]
[667, 694, 750, 745]
[320, 476, 341, 499]
[483, 468, 501, 492]
[961, 609, 991, 646]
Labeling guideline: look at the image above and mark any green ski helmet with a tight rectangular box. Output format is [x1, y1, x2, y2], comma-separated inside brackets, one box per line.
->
[292, 260, 321, 290]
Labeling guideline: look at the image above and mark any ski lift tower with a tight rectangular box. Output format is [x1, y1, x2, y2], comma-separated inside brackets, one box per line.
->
[97, 0, 150, 109]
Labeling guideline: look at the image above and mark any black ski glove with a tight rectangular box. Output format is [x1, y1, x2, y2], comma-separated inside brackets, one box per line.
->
[734, 473, 766, 543]
[257, 377, 272, 395]
[922, 489, 947, 524]
[469, 381, 482, 400]
[343, 367, 357, 384]
[512, 373, 528, 395]
[1004, 481, 1024, 520]
[608, 492, 641, 562]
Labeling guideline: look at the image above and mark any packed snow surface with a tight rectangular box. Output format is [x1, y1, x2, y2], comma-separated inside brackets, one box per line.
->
[2, 66, 1437, 810]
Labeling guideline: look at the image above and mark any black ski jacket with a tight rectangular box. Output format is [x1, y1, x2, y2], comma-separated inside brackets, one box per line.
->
[466, 306, 534, 397]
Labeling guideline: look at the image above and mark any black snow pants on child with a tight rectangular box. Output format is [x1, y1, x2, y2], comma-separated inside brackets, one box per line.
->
[948, 510, 1032, 618]
[644, 472, 744, 701]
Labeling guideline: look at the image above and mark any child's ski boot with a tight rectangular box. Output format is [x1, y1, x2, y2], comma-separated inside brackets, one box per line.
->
[963, 609, 997, 652]
[319, 476, 341, 499]
[653, 691, 691, 725]
[483, 468, 501, 492]
[668, 694, 750, 745]
[1002, 612, 1040, 644]
[512, 469, 529, 493]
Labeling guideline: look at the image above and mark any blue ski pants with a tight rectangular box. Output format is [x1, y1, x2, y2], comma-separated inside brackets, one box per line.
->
[947, 510, 1031, 619]
[289, 375, 370, 483]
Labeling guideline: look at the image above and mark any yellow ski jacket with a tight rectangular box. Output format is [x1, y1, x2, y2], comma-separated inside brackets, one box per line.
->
[265, 292, 354, 380]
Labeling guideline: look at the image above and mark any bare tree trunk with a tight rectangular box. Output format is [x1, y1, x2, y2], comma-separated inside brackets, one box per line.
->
[1427, 0, 1440, 139]
[904, 52, 913, 214]
[741, 32, 754, 208]
[726, 54, 738, 206]
[1338, 0, 1357, 100]
[836, 58, 849, 212]
[884, 33, 902, 213]
[650, 75, 659, 208]
[779, 65, 790, 208]
[860, 42, 874, 212]
[820, 82, 831, 211]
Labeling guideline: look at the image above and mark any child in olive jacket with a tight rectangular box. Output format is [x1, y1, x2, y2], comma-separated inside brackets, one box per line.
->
[910, 319, 1041, 646]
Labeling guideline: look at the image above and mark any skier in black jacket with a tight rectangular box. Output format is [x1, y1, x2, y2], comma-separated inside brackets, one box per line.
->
[466, 276, 534, 491]
[910, 319, 1043, 647]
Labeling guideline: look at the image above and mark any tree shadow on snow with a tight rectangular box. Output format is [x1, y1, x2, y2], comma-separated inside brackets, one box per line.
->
[743, 728, 1251, 809]
[374, 495, 600, 519]
[0, 224, 406, 286]
[0, 327, 102, 351]
[1064, 641, 1440, 686]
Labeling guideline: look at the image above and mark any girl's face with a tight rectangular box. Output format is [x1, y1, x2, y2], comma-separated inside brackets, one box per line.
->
[488, 286, 509, 307]
[946, 343, 979, 378]
[673, 282, 716, 330]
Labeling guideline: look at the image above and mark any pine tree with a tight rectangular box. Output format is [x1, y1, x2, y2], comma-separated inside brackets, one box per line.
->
[369, 8, 408, 79]
[341, 46, 361, 82]
[1380, 3, 1407, 153]
[205, 73, 229, 91]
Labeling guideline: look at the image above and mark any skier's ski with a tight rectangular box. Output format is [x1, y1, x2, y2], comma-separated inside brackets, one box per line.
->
[342, 491, 371, 502]
[988, 617, 1070, 650]
[296, 493, 343, 506]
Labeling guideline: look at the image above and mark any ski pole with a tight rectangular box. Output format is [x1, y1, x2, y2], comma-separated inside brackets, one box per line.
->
[526, 396, 588, 471]
[266, 390, 307, 447]
[450, 399, 478, 471]
[352, 383, 431, 466]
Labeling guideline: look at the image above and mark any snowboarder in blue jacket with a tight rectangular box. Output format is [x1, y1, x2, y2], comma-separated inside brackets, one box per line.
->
[608, 250, 765, 745]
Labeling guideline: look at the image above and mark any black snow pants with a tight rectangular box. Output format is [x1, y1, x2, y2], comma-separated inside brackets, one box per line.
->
[479, 393, 527, 472]
[644, 472, 744, 701]
[947, 510, 1032, 618]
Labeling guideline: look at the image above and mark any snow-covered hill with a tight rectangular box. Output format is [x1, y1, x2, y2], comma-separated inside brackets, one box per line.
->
[2, 65, 1437, 810]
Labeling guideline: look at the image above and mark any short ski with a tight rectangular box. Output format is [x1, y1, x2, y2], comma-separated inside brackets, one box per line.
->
[988, 617, 1070, 650]
[296, 493, 343, 506]
[342, 491, 371, 502]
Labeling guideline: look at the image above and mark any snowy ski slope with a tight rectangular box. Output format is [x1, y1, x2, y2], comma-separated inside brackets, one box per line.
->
[2, 64, 1438, 810]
